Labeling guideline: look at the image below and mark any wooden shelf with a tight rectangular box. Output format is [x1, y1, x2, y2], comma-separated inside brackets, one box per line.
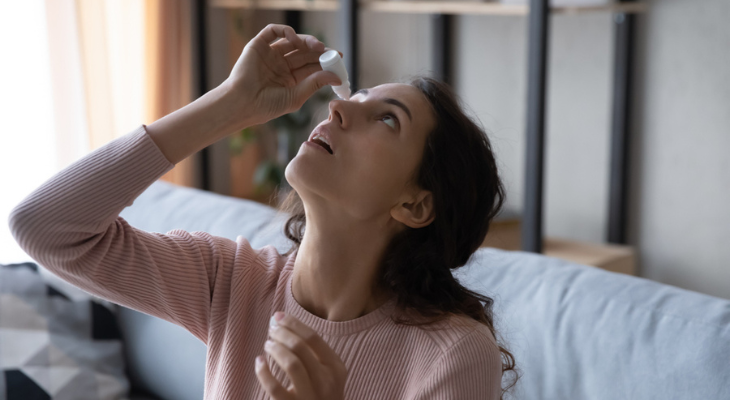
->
[365, 1, 529, 15]
[365, 1, 646, 15]
[211, 0, 338, 11]
[210, 0, 647, 15]
[481, 218, 637, 275]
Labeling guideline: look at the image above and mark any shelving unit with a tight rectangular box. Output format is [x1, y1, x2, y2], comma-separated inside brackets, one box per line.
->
[212, 0, 338, 11]
[211, 0, 645, 15]
[204, 0, 645, 267]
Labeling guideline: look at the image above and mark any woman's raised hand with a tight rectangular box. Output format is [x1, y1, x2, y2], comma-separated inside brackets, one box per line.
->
[256, 312, 347, 400]
[225, 24, 342, 128]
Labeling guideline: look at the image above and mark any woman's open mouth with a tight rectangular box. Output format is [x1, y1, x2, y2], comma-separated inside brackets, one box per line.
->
[304, 140, 333, 155]
[308, 129, 334, 154]
[310, 137, 333, 154]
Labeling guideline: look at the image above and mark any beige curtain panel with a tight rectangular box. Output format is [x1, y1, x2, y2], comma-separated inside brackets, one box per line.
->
[143, 0, 198, 187]
[43, 0, 198, 188]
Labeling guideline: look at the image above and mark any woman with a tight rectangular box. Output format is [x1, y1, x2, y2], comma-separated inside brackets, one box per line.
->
[9, 24, 517, 399]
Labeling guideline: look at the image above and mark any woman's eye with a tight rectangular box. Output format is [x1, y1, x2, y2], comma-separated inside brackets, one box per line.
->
[381, 114, 397, 129]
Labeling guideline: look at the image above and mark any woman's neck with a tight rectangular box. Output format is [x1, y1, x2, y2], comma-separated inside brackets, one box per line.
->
[290, 211, 398, 321]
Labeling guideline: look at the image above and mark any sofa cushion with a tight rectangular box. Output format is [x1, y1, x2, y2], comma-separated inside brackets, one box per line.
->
[455, 248, 730, 400]
[123, 180, 289, 251]
[0, 262, 130, 400]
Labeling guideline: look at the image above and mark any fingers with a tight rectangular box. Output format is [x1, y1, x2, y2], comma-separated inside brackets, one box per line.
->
[264, 337, 316, 397]
[284, 50, 323, 71]
[273, 34, 325, 56]
[274, 313, 343, 367]
[325, 47, 344, 59]
[248, 24, 305, 64]
[269, 324, 321, 379]
[292, 63, 324, 83]
[293, 70, 341, 107]
[254, 23, 341, 86]
[302, 35, 326, 52]
[257, 24, 303, 48]
[255, 355, 294, 400]
[271, 38, 299, 56]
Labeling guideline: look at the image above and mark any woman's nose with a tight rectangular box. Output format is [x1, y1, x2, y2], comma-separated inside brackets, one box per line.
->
[328, 99, 349, 129]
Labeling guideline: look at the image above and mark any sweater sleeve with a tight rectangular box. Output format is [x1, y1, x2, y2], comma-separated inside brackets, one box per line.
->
[7, 124, 236, 344]
[414, 329, 503, 400]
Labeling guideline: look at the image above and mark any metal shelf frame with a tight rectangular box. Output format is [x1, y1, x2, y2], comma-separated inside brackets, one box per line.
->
[200, 0, 641, 251]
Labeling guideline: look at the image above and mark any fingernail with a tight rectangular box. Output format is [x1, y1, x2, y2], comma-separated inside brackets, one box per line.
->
[274, 311, 285, 322]
[269, 315, 278, 329]
[255, 356, 264, 371]
[264, 340, 275, 351]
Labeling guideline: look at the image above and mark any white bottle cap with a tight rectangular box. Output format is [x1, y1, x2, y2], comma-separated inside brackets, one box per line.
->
[319, 50, 351, 100]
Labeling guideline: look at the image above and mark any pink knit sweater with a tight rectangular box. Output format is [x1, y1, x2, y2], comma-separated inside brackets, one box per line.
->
[9, 125, 503, 399]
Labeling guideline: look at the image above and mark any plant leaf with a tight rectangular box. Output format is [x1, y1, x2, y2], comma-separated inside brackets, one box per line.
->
[228, 128, 256, 155]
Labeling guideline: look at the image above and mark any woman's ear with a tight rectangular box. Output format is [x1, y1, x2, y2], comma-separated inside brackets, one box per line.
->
[391, 190, 435, 229]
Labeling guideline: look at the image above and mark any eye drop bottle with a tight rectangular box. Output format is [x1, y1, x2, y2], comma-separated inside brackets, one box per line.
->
[319, 50, 351, 100]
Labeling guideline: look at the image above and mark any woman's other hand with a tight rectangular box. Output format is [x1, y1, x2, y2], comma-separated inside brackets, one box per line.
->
[226, 24, 342, 128]
[256, 312, 347, 400]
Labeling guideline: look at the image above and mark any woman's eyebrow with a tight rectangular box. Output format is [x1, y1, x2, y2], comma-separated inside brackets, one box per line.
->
[352, 89, 412, 122]
[383, 98, 412, 122]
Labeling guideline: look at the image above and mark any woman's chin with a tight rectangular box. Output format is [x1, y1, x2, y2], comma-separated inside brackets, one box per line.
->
[285, 156, 325, 194]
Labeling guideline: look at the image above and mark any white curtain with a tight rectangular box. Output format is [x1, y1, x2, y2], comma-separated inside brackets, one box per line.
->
[0, 0, 146, 264]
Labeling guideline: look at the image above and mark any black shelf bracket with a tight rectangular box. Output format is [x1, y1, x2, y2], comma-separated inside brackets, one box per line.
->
[341, 0, 359, 91]
[607, 7, 636, 245]
[285, 10, 302, 33]
[522, 0, 550, 253]
[195, 0, 211, 191]
[432, 14, 453, 85]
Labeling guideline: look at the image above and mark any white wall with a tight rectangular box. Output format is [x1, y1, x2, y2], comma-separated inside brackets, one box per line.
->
[628, 0, 730, 300]
[210, 0, 730, 300]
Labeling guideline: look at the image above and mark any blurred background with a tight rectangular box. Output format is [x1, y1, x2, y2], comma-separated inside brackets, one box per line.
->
[1, 0, 728, 300]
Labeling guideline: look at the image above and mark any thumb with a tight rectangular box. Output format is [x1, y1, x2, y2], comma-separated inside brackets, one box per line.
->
[295, 71, 342, 103]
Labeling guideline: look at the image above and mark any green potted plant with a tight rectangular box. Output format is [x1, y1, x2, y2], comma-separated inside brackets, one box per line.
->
[228, 80, 333, 206]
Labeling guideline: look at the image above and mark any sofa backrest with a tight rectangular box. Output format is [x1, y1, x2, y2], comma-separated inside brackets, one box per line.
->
[455, 249, 730, 399]
[120, 181, 730, 400]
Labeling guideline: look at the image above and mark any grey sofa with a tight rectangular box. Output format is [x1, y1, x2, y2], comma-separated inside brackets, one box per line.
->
[118, 180, 730, 400]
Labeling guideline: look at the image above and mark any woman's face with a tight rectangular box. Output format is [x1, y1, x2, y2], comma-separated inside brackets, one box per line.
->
[285, 83, 436, 222]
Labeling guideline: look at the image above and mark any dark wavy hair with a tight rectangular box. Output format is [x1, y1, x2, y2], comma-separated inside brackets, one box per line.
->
[278, 76, 519, 398]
